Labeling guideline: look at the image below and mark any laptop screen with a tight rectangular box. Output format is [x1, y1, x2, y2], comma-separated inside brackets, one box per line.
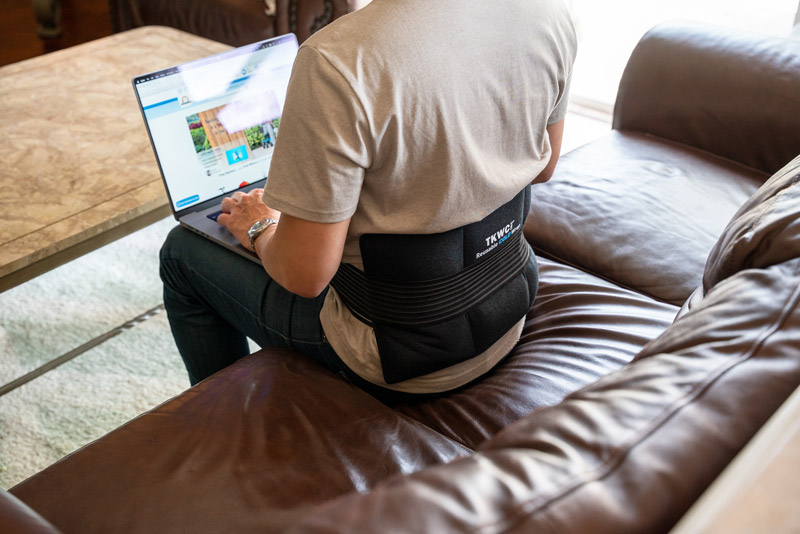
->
[133, 34, 299, 214]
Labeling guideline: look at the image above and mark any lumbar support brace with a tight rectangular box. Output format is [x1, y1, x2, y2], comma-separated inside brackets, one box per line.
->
[331, 186, 538, 383]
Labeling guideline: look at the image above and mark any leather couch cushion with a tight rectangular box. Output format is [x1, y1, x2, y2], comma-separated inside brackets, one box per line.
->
[11, 352, 469, 534]
[525, 130, 767, 305]
[392, 256, 677, 449]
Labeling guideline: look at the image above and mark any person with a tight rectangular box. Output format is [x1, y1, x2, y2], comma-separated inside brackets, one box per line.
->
[159, 0, 577, 400]
[260, 121, 275, 148]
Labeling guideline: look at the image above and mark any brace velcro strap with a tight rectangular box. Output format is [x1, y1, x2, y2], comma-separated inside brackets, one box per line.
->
[331, 230, 531, 327]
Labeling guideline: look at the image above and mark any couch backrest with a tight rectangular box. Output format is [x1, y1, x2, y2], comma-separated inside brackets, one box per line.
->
[613, 22, 800, 176]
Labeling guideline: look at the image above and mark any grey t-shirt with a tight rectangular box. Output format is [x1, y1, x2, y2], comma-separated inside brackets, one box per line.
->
[263, 0, 577, 393]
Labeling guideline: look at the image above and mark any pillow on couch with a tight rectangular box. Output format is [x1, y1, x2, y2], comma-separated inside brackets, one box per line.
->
[703, 155, 800, 290]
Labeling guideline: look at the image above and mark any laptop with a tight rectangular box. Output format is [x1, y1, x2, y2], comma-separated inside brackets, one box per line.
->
[132, 33, 299, 263]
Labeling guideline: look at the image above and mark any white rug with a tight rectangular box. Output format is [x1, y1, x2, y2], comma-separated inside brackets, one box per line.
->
[0, 217, 190, 489]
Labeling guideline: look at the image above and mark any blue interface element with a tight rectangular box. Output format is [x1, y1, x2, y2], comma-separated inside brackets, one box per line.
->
[225, 146, 249, 165]
[176, 194, 200, 208]
[142, 97, 181, 120]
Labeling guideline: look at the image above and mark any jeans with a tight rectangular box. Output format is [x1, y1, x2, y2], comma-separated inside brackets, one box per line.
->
[159, 226, 422, 402]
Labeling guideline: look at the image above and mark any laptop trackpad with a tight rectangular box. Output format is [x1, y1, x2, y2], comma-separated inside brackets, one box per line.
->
[180, 208, 261, 264]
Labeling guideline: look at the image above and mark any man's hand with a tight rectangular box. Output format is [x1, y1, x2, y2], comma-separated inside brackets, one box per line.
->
[216, 188, 281, 250]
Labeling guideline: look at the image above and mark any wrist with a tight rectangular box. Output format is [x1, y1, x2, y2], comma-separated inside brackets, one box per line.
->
[247, 218, 279, 251]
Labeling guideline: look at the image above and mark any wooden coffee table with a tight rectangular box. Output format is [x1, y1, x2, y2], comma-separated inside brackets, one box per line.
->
[0, 27, 230, 292]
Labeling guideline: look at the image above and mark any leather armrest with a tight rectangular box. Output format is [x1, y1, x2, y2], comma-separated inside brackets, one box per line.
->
[612, 22, 800, 175]
[0, 488, 61, 534]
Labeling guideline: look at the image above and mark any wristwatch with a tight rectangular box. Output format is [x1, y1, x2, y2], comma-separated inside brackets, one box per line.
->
[247, 218, 279, 251]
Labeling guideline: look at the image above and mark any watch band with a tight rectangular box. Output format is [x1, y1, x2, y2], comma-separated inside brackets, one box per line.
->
[248, 218, 279, 251]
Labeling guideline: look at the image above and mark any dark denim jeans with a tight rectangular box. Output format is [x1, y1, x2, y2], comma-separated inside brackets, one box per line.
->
[159, 226, 420, 402]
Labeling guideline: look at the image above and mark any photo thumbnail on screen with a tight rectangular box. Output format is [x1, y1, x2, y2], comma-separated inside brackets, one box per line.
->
[185, 89, 282, 170]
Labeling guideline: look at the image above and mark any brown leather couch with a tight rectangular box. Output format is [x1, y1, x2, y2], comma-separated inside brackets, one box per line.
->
[3, 21, 800, 534]
[109, 0, 353, 46]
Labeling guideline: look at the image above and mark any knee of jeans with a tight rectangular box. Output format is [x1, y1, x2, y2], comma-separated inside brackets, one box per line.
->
[159, 225, 191, 286]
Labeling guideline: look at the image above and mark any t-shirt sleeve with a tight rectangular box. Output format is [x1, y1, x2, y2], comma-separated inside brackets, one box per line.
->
[547, 70, 573, 125]
[263, 46, 372, 222]
[548, 18, 577, 126]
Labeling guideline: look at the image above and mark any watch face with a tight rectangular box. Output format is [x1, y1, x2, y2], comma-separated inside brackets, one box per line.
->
[249, 220, 263, 236]
[248, 218, 277, 250]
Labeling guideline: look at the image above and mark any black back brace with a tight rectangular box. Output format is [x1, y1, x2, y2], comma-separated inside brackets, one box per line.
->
[330, 186, 538, 384]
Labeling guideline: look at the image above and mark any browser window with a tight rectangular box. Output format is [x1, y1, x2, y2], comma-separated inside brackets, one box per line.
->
[133, 35, 297, 212]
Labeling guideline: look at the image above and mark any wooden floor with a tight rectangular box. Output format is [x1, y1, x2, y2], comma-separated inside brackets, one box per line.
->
[0, 0, 113, 68]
